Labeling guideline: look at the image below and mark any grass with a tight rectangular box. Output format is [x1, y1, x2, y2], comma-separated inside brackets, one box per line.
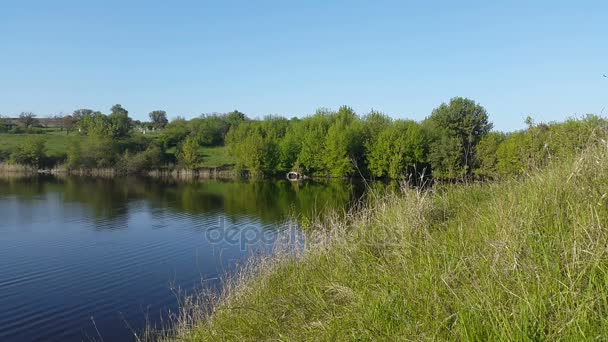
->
[164, 145, 235, 168]
[0, 131, 235, 169]
[197, 146, 235, 168]
[155, 136, 608, 340]
[0, 131, 76, 158]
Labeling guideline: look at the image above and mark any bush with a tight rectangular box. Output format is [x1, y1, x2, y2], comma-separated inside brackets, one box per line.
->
[66, 136, 116, 169]
[117, 145, 163, 174]
[10, 136, 47, 167]
[0, 149, 10, 162]
[177, 136, 202, 169]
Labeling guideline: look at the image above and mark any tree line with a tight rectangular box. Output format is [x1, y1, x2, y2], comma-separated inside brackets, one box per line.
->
[1, 97, 604, 180]
[225, 97, 604, 180]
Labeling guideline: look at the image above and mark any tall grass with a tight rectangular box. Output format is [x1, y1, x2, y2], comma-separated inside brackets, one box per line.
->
[152, 135, 608, 341]
[0, 162, 37, 174]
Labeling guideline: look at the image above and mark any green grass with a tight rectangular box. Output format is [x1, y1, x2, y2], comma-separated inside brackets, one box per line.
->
[0, 131, 77, 158]
[0, 132, 235, 168]
[165, 145, 235, 168]
[197, 146, 235, 168]
[164, 140, 608, 340]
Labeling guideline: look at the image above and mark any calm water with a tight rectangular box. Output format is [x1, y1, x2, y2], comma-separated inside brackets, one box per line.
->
[0, 176, 361, 342]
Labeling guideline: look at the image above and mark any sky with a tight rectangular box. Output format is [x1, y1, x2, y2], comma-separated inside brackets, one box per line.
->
[0, 0, 606, 131]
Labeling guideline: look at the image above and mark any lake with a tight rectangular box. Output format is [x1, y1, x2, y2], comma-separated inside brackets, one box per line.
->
[0, 176, 363, 341]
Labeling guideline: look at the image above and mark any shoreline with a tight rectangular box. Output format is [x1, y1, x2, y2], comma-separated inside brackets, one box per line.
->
[147, 141, 608, 341]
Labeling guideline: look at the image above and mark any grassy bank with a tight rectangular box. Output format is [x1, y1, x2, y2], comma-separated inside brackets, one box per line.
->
[158, 138, 608, 340]
[0, 131, 75, 160]
[0, 131, 239, 179]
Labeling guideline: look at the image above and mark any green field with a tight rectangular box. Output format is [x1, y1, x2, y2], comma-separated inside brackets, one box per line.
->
[0, 131, 76, 158]
[170, 140, 608, 341]
[0, 131, 235, 168]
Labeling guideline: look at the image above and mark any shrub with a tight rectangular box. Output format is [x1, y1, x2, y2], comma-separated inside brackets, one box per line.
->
[10, 136, 46, 167]
[177, 136, 202, 169]
[66, 136, 116, 169]
[117, 145, 163, 174]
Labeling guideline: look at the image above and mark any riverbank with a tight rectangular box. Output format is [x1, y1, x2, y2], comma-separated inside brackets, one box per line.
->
[0, 163, 242, 180]
[154, 139, 608, 340]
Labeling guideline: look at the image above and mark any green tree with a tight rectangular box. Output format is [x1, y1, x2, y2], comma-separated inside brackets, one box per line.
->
[149, 110, 168, 129]
[159, 118, 190, 150]
[495, 132, 527, 177]
[177, 135, 202, 169]
[10, 136, 46, 167]
[475, 132, 506, 178]
[225, 110, 247, 128]
[66, 135, 116, 168]
[321, 108, 364, 177]
[78, 112, 110, 136]
[367, 120, 426, 178]
[424, 97, 492, 178]
[108, 104, 132, 138]
[190, 114, 231, 146]
[226, 121, 282, 176]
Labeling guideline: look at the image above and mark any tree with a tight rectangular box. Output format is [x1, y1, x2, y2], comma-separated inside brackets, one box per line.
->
[10, 136, 46, 167]
[475, 132, 506, 178]
[159, 119, 189, 150]
[72, 108, 97, 121]
[149, 110, 168, 129]
[495, 132, 527, 177]
[424, 97, 492, 179]
[66, 135, 116, 168]
[110, 104, 128, 116]
[177, 135, 202, 169]
[367, 120, 426, 179]
[78, 112, 110, 136]
[108, 104, 132, 139]
[295, 112, 332, 174]
[225, 110, 247, 128]
[226, 121, 281, 176]
[190, 115, 230, 146]
[18, 112, 38, 128]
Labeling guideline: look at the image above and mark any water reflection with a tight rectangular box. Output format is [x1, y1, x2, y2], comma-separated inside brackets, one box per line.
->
[0, 176, 361, 225]
[0, 175, 364, 342]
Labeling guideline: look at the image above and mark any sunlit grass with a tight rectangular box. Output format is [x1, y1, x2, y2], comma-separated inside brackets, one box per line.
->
[156, 138, 608, 341]
[0, 132, 77, 158]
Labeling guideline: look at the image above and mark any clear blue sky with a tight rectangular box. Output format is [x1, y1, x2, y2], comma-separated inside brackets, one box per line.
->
[0, 0, 606, 131]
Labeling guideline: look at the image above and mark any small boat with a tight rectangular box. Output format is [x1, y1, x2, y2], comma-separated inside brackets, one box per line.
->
[287, 171, 300, 181]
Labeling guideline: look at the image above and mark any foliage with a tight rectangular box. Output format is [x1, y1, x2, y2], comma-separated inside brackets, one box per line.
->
[179, 135, 608, 341]
[107, 104, 132, 138]
[367, 120, 426, 178]
[117, 144, 163, 173]
[2, 100, 606, 178]
[226, 120, 282, 176]
[424, 97, 492, 178]
[177, 135, 202, 169]
[149, 110, 168, 129]
[475, 131, 506, 178]
[66, 135, 116, 168]
[10, 136, 46, 167]
[321, 106, 364, 177]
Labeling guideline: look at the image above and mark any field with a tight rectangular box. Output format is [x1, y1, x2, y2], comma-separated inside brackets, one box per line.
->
[165, 140, 608, 340]
[0, 130, 75, 158]
[0, 131, 235, 169]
